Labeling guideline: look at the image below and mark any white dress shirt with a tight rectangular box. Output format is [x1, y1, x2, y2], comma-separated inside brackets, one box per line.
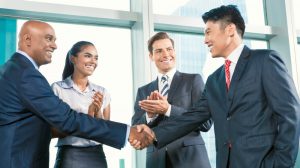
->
[52, 76, 111, 147]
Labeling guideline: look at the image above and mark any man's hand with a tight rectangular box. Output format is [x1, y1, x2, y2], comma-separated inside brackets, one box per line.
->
[139, 91, 170, 115]
[88, 91, 103, 118]
[129, 124, 155, 150]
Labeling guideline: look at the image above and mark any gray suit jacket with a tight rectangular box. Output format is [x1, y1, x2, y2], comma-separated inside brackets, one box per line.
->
[132, 71, 212, 168]
[153, 46, 300, 168]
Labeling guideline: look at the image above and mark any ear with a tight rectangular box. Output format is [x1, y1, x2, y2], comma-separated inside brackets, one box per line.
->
[70, 55, 76, 64]
[226, 23, 236, 37]
[149, 53, 154, 61]
[23, 34, 32, 46]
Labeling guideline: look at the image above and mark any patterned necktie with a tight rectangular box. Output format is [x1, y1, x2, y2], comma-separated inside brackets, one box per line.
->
[160, 75, 169, 96]
[225, 60, 231, 91]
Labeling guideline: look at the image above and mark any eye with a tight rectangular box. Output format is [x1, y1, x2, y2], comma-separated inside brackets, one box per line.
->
[167, 48, 173, 52]
[84, 54, 92, 58]
[154, 49, 162, 54]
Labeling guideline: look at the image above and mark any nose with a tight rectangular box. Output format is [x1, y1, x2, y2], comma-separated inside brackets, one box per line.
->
[51, 41, 57, 50]
[204, 35, 209, 45]
[161, 49, 169, 57]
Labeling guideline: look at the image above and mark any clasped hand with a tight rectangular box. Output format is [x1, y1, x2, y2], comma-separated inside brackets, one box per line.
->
[129, 124, 155, 150]
[139, 90, 170, 115]
[88, 91, 103, 118]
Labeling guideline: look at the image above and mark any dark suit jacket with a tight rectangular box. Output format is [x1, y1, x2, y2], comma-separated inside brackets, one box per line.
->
[132, 71, 212, 168]
[153, 46, 300, 168]
[0, 53, 127, 168]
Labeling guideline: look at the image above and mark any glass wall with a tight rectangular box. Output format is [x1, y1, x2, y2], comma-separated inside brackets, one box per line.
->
[25, 0, 130, 11]
[153, 0, 265, 25]
[17, 19, 133, 168]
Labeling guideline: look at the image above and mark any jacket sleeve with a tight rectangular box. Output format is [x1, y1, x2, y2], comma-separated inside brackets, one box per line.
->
[131, 88, 148, 125]
[262, 51, 300, 167]
[18, 68, 128, 149]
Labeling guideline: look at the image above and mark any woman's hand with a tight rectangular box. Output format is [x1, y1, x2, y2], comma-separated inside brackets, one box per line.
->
[88, 91, 103, 118]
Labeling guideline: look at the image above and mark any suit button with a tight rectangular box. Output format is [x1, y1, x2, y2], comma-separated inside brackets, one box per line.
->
[227, 116, 231, 120]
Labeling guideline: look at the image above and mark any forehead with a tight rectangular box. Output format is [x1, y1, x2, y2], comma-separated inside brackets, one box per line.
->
[152, 38, 173, 49]
[39, 24, 56, 36]
[79, 45, 97, 54]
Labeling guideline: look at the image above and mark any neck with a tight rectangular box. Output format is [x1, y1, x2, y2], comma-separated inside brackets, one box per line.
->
[223, 38, 242, 59]
[72, 73, 89, 91]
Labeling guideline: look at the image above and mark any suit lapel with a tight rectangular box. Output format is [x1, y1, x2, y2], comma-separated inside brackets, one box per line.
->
[167, 71, 181, 102]
[227, 46, 251, 110]
[219, 67, 229, 110]
[150, 78, 159, 93]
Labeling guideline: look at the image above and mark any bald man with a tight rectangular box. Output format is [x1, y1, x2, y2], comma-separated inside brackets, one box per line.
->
[0, 20, 153, 168]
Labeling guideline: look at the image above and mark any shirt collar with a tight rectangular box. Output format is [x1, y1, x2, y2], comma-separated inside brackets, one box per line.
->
[158, 68, 176, 82]
[225, 44, 245, 64]
[17, 50, 39, 69]
[62, 76, 96, 92]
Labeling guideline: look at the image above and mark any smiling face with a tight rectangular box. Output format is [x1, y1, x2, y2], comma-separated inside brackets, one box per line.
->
[150, 38, 176, 74]
[71, 45, 98, 77]
[204, 20, 236, 59]
[19, 21, 57, 66]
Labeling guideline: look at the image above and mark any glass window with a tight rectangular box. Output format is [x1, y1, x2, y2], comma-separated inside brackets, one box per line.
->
[25, 0, 130, 11]
[153, 0, 265, 26]
[292, 0, 300, 29]
[163, 31, 268, 167]
[17, 20, 133, 168]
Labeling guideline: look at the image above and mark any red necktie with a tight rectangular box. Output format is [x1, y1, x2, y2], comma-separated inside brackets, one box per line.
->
[225, 60, 231, 91]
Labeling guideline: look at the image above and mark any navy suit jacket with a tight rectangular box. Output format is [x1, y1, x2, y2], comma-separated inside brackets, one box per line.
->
[0, 53, 127, 168]
[153, 46, 300, 168]
[132, 71, 212, 168]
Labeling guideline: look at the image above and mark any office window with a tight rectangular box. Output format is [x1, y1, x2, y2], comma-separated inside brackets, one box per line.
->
[164, 32, 268, 167]
[292, 0, 300, 29]
[25, 0, 130, 11]
[153, 0, 265, 26]
[17, 20, 133, 168]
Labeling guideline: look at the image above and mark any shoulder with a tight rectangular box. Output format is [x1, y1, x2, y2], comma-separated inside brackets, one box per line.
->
[89, 82, 109, 94]
[178, 72, 204, 83]
[139, 80, 156, 90]
[207, 65, 224, 81]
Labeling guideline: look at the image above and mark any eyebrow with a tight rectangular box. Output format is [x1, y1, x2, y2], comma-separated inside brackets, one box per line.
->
[84, 52, 98, 57]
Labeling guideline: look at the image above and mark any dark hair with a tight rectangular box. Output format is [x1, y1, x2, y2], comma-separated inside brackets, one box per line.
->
[62, 41, 94, 80]
[147, 32, 174, 54]
[202, 5, 245, 37]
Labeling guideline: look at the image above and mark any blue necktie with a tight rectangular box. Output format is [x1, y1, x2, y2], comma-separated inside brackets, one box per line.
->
[160, 75, 169, 96]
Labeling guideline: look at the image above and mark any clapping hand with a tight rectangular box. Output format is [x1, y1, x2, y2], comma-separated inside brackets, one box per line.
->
[88, 91, 103, 118]
[139, 91, 170, 115]
[129, 124, 155, 150]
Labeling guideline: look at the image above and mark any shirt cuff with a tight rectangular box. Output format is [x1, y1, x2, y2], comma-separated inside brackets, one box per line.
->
[146, 113, 158, 123]
[164, 105, 171, 117]
[124, 125, 130, 147]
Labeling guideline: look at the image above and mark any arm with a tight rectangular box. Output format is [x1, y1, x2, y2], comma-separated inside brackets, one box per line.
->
[190, 74, 213, 132]
[102, 104, 110, 120]
[262, 51, 300, 167]
[20, 68, 127, 149]
[150, 87, 211, 148]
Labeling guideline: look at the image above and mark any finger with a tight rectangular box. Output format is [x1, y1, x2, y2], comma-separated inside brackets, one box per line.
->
[136, 125, 144, 132]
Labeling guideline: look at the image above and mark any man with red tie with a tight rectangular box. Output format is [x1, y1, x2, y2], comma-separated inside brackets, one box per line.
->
[138, 5, 300, 168]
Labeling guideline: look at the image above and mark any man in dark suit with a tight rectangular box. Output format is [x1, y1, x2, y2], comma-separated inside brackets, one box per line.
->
[138, 5, 300, 168]
[132, 32, 212, 168]
[0, 20, 153, 168]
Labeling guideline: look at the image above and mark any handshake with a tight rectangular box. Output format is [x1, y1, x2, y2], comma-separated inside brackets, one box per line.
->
[128, 124, 155, 150]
